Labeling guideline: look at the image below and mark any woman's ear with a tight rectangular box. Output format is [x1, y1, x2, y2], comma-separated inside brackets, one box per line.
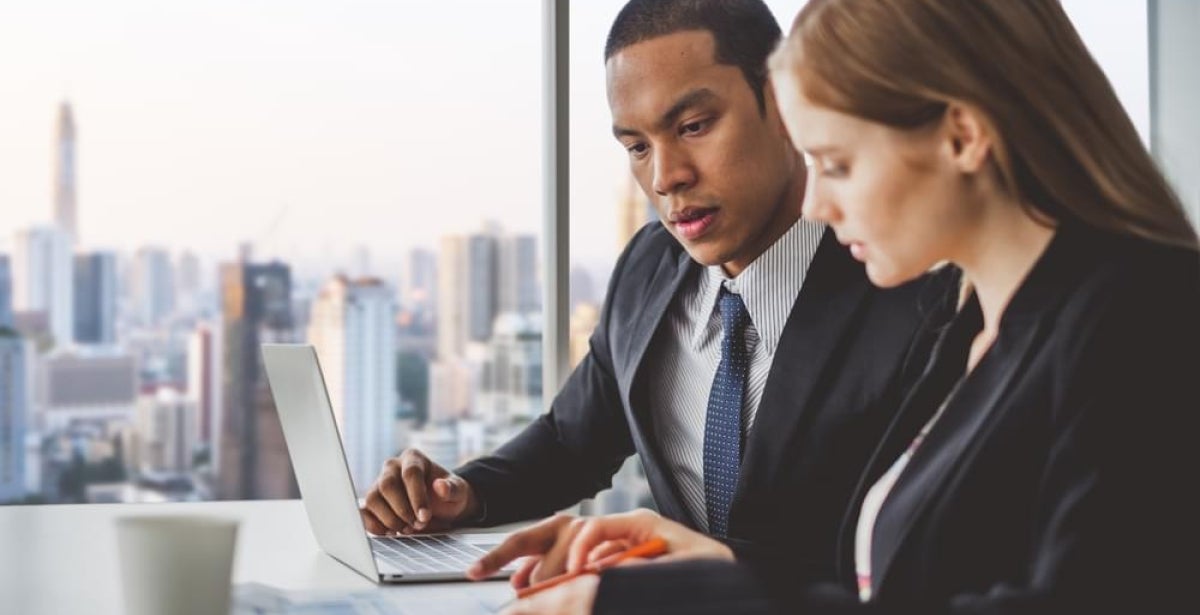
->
[943, 103, 993, 174]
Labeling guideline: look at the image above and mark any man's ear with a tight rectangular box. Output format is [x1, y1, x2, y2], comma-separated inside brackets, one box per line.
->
[943, 103, 993, 174]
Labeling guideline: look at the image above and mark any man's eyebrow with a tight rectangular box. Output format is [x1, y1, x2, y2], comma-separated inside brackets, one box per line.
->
[612, 88, 720, 139]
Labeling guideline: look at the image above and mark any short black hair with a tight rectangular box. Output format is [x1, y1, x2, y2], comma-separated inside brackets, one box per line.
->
[605, 0, 783, 114]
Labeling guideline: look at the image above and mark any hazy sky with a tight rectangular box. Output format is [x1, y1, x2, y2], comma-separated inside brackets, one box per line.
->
[0, 0, 1148, 282]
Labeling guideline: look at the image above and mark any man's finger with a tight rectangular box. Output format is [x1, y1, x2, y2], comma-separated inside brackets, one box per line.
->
[433, 476, 467, 503]
[360, 507, 392, 536]
[378, 466, 417, 527]
[399, 454, 432, 527]
[364, 487, 407, 532]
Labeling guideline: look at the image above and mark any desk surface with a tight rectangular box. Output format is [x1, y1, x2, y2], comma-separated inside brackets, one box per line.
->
[0, 499, 517, 614]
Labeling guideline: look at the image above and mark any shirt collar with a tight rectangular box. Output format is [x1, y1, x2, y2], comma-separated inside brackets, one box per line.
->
[690, 218, 826, 354]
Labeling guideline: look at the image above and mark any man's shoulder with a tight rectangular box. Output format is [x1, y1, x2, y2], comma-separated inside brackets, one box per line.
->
[612, 222, 687, 280]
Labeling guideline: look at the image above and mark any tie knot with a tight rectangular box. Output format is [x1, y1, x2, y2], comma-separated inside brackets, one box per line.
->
[718, 289, 749, 333]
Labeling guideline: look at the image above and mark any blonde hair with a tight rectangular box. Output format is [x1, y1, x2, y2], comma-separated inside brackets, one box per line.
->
[769, 0, 1198, 250]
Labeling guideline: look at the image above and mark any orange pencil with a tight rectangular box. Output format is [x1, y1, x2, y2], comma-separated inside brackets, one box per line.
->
[515, 537, 669, 599]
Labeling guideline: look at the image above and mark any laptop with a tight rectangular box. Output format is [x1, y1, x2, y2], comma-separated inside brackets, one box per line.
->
[261, 343, 517, 583]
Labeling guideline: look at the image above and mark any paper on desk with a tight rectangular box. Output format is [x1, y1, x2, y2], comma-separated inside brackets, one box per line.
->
[232, 582, 508, 615]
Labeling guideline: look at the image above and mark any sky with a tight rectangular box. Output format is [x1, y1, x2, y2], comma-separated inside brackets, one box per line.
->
[0, 0, 1149, 283]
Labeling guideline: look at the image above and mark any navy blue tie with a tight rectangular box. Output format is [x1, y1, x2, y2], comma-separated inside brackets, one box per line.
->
[704, 288, 750, 537]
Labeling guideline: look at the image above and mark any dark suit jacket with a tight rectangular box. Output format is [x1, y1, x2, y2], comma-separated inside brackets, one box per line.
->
[457, 221, 953, 576]
[591, 224, 1200, 614]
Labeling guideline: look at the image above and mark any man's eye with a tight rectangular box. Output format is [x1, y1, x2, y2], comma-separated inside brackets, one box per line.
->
[627, 143, 648, 157]
[681, 120, 707, 135]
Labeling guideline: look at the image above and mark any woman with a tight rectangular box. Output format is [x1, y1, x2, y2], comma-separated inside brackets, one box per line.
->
[474, 0, 1200, 612]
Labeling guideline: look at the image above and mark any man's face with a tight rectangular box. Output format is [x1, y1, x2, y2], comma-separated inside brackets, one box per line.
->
[606, 30, 802, 275]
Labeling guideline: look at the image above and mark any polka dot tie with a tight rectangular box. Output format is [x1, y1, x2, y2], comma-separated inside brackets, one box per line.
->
[704, 288, 750, 538]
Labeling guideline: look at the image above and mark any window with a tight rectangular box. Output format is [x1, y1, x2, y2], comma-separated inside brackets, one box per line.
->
[0, 0, 544, 505]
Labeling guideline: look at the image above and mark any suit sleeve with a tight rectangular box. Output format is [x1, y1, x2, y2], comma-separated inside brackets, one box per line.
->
[452, 227, 652, 526]
[593, 257, 1200, 614]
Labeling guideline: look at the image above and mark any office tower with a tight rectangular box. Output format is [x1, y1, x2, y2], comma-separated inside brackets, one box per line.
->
[134, 386, 196, 474]
[569, 303, 600, 369]
[616, 174, 656, 251]
[0, 255, 12, 330]
[217, 260, 298, 500]
[73, 251, 118, 345]
[406, 422, 459, 470]
[402, 247, 437, 322]
[427, 359, 471, 421]
[53, 102, 79, 244]
[568, 266, 596, 313]
[499, 234, 540, 315]
[12, 226, 74, 347]
[187, 322, 221, 448]
[175, 250, 201, 316]
[437, 235, 468, 360]
[37, 351, 138, 431]
[438, 224, 539, 361]
[307, 275, 397, 494]
[133, 247, 174, 327]
[0, 331, 26, 502]
[477, 313, 542, 426]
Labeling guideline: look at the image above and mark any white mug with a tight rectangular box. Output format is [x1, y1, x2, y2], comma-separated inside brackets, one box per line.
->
[115, 514, 240, 615]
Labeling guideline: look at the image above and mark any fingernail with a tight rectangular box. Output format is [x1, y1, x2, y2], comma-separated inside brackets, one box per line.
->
[418, 508, 431, 523]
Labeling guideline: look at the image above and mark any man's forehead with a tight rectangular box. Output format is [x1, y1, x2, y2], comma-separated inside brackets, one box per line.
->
[605, 29, 720, 81]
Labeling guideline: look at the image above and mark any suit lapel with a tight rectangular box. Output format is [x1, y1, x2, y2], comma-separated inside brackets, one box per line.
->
[732, 229, 872, 514]
[619, 248, 695, 524]
[869, 316, 1048, 595]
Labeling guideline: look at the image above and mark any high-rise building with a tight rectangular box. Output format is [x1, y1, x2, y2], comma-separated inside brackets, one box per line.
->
[307, 275, 397, 494]
[0, 331, 27, 502]
[134, 386, 196, 474]
[36, 350, 137, 431]
[187, 322, 221, 448]
[499, 234, 540, 315]
[402, 247, 437, 322]
[0, 255, 13, 330]
[73, 251, 118, 345]
[133, 247, 174, 327]
[427, 358, 472, 421]
[438, 224, 541, 361]
[477, 313, 542, 426]
[175, 250, 201, 317]
[12, 226, 74, 347]
[616, 174, 656, 251]
[53, 102, 79, 244]
[217, 260, 298, 500]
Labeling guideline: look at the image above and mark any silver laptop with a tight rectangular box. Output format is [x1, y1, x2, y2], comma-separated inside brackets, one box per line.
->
[261, 343, 516, 583]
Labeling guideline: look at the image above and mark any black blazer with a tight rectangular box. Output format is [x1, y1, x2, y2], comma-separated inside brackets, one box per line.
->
[457, 222, 952, 575]
[591, 224, 1200, 614]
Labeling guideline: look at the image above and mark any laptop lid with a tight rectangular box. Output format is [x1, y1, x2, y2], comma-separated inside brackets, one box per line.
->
[261, 343, 381, 582]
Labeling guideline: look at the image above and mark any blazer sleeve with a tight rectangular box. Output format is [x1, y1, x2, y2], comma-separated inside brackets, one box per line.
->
[593, 256, 1200, 614]
[452, 227, 651, 526]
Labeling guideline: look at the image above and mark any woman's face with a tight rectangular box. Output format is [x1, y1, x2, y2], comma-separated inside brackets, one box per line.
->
[772, 71, 981, 288]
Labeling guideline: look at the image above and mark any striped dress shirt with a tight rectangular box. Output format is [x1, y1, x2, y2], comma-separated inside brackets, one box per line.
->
[647, 218, 826, 531]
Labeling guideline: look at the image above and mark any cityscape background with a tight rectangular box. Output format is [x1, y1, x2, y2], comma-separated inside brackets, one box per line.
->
[0, 0, 1160, 513]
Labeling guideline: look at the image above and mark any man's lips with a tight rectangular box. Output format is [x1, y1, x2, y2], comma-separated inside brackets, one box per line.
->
[671, 207, 718, 241]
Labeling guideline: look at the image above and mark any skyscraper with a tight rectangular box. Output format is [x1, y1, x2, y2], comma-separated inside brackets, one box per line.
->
[12, 226, 74, 347]
[133, 247, 175, 327]
[0, 255, 12, 330]
[53, 102, 78, 244]
[499, 234, 540, 315]
[616, 174, 656, 251]
[402, 247, 437, 322]
[175, 250, 201, 317]
[187, 322, 221, 448]
[217, 260, 298, 500]
[307, 275, 397, 494]
[0, 331, 26, 503]
[477, 313, 542, 426]
[134, 386, 196, 474]
[73, 251, 118, 345]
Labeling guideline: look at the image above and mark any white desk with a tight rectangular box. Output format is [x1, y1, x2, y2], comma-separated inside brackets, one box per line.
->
[0, 499, 517, 614]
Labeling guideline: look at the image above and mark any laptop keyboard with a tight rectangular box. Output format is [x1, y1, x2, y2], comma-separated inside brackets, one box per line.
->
[370, 534, 503, 575]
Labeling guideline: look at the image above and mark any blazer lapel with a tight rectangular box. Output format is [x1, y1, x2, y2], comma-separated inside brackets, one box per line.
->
[732, 230, 872, 513]
[869, 315, 1048, 596]
[619, 248, 695, 524]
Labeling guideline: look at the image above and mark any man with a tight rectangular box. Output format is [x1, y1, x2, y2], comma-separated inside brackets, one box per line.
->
[362, 0, 949, 586]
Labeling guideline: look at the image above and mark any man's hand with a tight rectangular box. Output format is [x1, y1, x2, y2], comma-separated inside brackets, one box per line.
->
[359, 449, 481, 535]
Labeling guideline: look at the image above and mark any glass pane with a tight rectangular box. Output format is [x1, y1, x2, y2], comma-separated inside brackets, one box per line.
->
[0, 0, 544, 505]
